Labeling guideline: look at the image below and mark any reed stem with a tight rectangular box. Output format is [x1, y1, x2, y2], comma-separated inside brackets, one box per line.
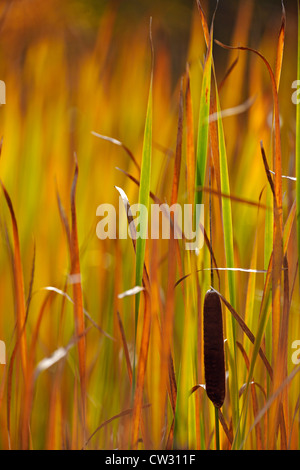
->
[215, 407, 220, 450]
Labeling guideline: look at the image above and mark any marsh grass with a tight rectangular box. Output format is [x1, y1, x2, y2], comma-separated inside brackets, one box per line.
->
[0, 0, 299, 450]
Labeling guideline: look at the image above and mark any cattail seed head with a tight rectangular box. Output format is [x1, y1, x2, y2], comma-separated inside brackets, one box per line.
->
[203, 289, 225, 408]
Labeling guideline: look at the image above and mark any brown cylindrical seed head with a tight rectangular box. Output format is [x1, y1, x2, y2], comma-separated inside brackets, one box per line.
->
[203, 289, 225, 408]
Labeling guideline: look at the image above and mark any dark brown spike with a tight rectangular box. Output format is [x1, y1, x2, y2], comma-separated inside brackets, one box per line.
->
[203, 289, 225, 408]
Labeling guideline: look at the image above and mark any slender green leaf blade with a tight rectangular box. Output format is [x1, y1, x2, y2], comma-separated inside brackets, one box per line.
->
[135, 77, 152, 318]
[195, 27, 213, 206]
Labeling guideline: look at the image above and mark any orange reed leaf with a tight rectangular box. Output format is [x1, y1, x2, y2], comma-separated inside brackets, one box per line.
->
[22, 293, 54, 444]
[171, 79, 183, 207]
[236, 341, 264, 449]
[0, 181, 28, 377]
[70, 155, 87, 434]
[218, 408, 233, 447]
[275, 1, 286, 90]
[196, 0, 210, 47]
